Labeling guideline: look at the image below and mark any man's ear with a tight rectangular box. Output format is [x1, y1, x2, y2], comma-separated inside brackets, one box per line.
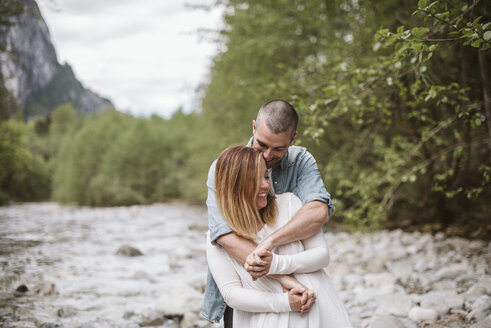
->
[252, 120, 256, 134]
[290, 131, 298, 145]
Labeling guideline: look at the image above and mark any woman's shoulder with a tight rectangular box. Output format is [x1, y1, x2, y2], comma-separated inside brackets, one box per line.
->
[276, 192, 302, 206]
[275, 193, 303, 225]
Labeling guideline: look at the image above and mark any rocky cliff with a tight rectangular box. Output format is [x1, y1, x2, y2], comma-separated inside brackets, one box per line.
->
[0, 0, 113, 119]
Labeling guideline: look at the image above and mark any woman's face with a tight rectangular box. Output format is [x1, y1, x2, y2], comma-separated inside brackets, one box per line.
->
[256, 159, 270, 210]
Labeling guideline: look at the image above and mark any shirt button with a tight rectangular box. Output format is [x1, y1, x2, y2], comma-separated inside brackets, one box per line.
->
[274, 181, 278, 184]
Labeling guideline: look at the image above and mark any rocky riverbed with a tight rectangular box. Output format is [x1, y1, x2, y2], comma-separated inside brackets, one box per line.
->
[0, 203, 489, 327]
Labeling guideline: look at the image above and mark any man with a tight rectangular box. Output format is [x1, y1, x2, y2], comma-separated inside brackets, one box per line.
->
[201, 100, 333, 327]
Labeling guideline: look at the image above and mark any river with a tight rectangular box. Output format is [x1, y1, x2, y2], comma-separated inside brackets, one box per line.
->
[1, 203, 489, 328]
[0, 202, 213, 328]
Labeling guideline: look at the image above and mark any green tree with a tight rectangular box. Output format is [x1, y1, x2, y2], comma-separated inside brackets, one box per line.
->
[0, 120, 50, 203]
[292, 0, 490, 230]
[52, 110, 131, 205]
[201, 0, 490, 234]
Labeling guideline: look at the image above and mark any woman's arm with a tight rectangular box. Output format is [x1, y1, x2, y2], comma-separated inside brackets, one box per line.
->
[207, 235, 294, 313]
[268, 194, 330, 275]
[268, 229, 330, 275]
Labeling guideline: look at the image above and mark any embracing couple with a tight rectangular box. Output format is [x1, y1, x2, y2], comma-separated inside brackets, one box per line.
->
[201, 100, 352, 327]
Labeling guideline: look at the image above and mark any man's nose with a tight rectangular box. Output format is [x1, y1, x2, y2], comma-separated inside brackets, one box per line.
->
[263, 149, 272, 161]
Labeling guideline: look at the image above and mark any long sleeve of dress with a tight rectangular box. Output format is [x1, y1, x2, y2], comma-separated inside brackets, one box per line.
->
[268, 194, 330, 275]
[206, 235, 291, 313]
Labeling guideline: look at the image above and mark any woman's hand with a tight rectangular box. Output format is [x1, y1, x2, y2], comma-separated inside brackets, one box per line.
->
[300, 288, 316, 315]
[273, 275, 316, 314]
[244, 249, 273, 280]
[288, 287, 305, 312]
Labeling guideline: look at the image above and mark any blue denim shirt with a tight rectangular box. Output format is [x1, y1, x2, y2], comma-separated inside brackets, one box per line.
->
[200, 142, 333, 323]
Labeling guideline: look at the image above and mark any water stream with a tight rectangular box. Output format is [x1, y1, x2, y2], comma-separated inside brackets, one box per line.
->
[0, 202, 210, 327]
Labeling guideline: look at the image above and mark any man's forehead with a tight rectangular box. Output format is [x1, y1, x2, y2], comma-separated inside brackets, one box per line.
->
[254, 129, 290, 148]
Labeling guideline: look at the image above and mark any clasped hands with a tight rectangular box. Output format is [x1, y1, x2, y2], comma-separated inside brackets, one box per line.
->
[244, 248, 316, 315]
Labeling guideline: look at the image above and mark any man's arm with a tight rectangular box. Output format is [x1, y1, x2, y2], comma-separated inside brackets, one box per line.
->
[245, 200, 329, 279]
[259, 200, 329, 251]
[246, 149, 332, 278]
[216, 233, 259, 265]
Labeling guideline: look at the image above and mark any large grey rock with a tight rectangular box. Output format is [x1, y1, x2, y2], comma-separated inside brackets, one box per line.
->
[466, 275, 491, 297]
[386, 259, 414, 283]
[325, 260, 351, 284]
[364, 272, 396, 287]
[355, 286, 395, 304]
[155, 284, 202, 317]
[375, 293, 412, 316]
[369, 315, 405, 328]
[408, 306, 439, 322]
[417, 290, 464, 315]
[467, 295, 491, 321]
[365, 253, 389, 273]
[343, 273, 364, 288]
[471, 313, 491, 328]
[434, 263, 468, 281]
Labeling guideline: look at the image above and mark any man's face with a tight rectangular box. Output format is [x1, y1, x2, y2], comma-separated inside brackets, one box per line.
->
[252, 119, 296, 169]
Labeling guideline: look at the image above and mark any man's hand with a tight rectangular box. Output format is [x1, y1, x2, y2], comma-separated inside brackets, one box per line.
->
[244, 249, 272, 280]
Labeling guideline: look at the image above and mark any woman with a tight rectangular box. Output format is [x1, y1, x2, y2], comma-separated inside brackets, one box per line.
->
[206, 145, 352, 327]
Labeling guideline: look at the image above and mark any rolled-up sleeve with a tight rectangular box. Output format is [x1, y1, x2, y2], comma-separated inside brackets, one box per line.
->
[294, 151, 334, 217]
[207, 160, 233, 244]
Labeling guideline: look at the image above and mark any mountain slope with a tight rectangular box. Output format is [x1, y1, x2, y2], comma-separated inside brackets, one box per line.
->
[0, 0, 113, 119]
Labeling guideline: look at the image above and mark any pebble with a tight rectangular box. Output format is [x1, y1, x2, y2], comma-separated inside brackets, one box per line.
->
[138, 317, 164, 327]
[149, 229, 486, 328]
[14, 284, 29, 296]
[320, 229, 489, 328]
[116, 244, 144, 257]
[56, 305, 77, 318]
[33, 282, 56, 296]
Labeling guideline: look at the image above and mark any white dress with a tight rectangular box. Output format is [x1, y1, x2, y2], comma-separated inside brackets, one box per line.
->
[206, 193, 352, 327]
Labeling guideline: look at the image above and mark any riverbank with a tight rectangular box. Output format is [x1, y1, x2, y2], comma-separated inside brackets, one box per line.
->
[0, 203, 489, 327]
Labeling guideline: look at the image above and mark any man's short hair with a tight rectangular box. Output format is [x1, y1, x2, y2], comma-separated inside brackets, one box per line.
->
[256, 100, 298, 136]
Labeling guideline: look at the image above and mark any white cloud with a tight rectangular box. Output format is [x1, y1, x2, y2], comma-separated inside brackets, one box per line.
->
[37, 0, 223, 118]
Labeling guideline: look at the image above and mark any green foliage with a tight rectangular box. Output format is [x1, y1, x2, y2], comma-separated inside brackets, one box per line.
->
[200, 0, 490, 230]
[2, 0, 489, 237]
[0, 120, 50, 204]
[291, 0, 490, 229]
[51, 109, 212, 206]
[0, 74, 21, 121]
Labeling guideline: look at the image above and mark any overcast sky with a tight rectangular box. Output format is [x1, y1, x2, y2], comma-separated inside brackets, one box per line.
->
[37, 0, 224, 118]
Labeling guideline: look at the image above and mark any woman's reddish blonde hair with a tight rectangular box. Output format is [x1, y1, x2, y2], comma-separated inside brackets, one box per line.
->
[215, 145, 277, 240]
